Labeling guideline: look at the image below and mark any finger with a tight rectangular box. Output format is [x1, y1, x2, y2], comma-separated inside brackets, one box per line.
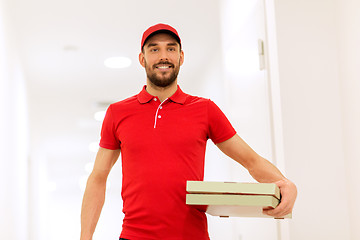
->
[262, 206, 273, 211]
[264, 206, 290, 217]
[266, 204, 292, 217]
[263, 198, 291, 217]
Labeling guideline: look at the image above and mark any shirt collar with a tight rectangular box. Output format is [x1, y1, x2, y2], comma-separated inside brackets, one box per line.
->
[137, 85, 187, 104]
[137, 85, 154, 103]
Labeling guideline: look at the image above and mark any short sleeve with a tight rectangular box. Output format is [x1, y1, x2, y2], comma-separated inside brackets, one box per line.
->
[99, 105, 121, 150]
[207, 100, 236, 144]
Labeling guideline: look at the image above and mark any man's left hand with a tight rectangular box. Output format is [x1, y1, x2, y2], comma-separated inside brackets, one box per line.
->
[263, 179, 297, 218]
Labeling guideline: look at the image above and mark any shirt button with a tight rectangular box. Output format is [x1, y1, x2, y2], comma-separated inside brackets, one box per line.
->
[158, 115, 162, 119]
[159, 106, 163, 109]
[154, 98, 157, 101]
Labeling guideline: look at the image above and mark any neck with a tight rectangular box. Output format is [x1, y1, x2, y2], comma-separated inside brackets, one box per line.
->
[146, 80, 178, 102]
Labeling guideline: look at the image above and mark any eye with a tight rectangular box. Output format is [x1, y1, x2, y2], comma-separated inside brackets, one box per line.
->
[168, 47, 176, 52]
[150, 48, 158, 52]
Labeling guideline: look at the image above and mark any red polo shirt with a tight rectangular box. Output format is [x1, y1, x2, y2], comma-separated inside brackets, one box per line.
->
[100, 86, 236, 240]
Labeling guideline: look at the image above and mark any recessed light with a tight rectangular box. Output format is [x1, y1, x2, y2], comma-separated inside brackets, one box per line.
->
[94, 110, 106, 122]
[104, 56, 132, 69]
[88, 142, 99, 153]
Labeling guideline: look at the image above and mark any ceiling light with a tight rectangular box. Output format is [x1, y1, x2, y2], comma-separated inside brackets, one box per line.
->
[104, 56, 132, 69]
[88, 142, 99, 153]
[94, 110, 106, 122]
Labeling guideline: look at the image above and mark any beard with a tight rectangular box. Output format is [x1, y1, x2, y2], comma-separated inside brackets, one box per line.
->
[145, 60, 180, 88]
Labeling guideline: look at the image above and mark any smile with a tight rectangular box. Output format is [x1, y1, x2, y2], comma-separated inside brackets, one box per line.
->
[156, 65, 172, 69]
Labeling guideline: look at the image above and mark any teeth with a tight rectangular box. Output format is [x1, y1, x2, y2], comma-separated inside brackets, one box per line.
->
[157, 66, 170, 69]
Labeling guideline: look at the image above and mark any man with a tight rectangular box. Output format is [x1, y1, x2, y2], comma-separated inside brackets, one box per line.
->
[80, 23, 297, 240]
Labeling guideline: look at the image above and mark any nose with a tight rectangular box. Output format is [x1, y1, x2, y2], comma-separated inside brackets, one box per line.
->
[159, 49, 169, 61]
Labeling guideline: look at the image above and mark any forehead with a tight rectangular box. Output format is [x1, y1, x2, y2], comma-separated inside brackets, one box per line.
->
[145, 33, 179, 47]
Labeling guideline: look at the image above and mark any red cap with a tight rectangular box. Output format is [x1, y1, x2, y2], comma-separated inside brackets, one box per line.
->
[141, 23, 181, 50]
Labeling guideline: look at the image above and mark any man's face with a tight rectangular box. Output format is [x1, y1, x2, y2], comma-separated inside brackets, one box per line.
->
[139, 33, 184, 88]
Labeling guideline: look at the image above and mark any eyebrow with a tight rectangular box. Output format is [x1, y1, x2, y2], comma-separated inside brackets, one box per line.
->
[146, 42, 179, 48]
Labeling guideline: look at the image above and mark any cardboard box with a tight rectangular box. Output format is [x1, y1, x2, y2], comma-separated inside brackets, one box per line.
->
[186, 181, 291, 219]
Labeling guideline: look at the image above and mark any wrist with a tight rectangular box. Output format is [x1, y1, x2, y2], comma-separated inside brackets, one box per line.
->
[80, 232, 93, 240]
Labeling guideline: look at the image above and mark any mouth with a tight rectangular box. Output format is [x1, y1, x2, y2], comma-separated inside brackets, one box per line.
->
[154, 63, 174, 71]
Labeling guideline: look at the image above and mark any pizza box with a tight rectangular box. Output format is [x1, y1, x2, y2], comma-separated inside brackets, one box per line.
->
[186, 181, 291, 219]
[187, 181, 281, 199]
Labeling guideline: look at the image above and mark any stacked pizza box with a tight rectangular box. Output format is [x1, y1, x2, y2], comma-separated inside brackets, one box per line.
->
[186, 181, 291, 219]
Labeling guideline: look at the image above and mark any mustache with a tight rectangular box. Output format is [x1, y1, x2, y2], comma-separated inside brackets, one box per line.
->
[153, 61, 174, 68]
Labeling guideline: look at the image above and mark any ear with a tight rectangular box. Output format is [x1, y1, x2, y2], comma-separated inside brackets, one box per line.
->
[180, 50, 184, 66]
[139, 52, 145, 68]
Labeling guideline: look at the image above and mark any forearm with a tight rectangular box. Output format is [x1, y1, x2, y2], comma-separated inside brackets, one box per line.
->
[217, 135, 286, 182]
[80, 173, 107, 240]
[216, 134, 297, 217]
[247, 156, 285, 183]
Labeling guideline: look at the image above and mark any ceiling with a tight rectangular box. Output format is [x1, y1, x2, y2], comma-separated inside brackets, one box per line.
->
[8, 0, 224, 193]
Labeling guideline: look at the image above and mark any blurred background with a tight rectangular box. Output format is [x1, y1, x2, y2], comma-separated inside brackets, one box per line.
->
[1, 0, 359, 239]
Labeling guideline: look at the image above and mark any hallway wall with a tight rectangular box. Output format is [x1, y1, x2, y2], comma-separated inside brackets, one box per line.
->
[272, 0, 357, 239]
[0, 0, 29, 238]
[335, 0, 360, 239]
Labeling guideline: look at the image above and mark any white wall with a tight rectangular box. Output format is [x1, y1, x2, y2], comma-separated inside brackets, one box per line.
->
[335, 0, 360, 239]
[202, 1, 279, 239]
[272, 0, 357, 239]
[0, 0, 29, 239]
